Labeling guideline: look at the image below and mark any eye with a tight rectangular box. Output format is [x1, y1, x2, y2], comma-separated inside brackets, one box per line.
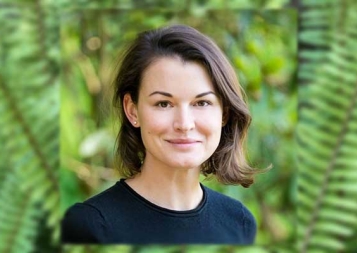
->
[195, 100, 212, 107]
[155, 101, 172, 108]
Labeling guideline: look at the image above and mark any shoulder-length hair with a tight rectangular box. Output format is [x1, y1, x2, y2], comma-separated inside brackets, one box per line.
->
[113, 24, 260, 187]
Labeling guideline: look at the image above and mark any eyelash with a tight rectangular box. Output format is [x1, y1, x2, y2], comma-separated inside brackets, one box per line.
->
[154, 100, 212, 108]
[195, 100, 212, 107]
[155, 101, 172, 108]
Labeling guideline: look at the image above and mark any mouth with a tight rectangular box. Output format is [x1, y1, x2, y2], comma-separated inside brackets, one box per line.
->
[165, 139, 201, 149]
[166, 139, 201, 144]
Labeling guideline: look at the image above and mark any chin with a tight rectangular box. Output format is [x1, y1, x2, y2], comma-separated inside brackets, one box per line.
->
[166, 152, 213, 169]
[167, 159, 204, 170]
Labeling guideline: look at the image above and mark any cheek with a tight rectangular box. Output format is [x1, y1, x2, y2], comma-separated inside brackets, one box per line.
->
[198, 109, 222, 126]
[196, 111, 223, 138]
[140, 119, 169, 151]
[139, 110, 169, 136]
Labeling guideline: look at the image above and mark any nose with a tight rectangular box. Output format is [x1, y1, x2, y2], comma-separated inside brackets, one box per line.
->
[173, 106, 195, 132]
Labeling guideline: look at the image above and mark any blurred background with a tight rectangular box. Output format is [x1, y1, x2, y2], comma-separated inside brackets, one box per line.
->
[1, 0, 357, 253]
[60, 8, 297, 250]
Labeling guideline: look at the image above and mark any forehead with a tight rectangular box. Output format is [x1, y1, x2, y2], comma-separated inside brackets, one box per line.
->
[140, 57, 215, 94]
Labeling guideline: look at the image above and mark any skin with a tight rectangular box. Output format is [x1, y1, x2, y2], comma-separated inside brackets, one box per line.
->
[123, 56, 224, 211]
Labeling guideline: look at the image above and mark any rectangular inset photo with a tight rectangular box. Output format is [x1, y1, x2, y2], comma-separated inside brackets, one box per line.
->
[60, 8, 297, 248]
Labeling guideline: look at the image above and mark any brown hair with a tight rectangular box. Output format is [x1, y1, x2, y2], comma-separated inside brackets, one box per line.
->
[113, 24, 260, 187]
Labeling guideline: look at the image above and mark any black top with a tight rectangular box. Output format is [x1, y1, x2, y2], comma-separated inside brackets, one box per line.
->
[61, 179, 256, 244]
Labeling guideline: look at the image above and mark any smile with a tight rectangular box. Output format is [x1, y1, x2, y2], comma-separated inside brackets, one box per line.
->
[166, 139, 201, 148]
[166, 139, 200, 144]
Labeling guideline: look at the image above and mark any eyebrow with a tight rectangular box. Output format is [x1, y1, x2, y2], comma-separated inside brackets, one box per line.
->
[149, 91, 216, 98]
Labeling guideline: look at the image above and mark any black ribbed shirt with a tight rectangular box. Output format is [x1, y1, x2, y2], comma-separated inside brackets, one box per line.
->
[61, 179, 256, 244]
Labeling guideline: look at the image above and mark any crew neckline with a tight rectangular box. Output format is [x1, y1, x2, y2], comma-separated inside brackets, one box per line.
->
[119, 178, 207, 217]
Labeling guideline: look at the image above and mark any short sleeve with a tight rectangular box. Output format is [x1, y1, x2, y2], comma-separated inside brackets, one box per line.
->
[61, 203, 106, 244]
[242, 207, 257, 244]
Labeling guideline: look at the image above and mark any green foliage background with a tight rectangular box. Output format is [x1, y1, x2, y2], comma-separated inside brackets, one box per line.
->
[0, 0, 356, 253]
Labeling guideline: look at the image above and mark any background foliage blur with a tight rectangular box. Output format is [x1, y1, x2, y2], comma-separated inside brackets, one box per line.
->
[1, 0, 357, 253]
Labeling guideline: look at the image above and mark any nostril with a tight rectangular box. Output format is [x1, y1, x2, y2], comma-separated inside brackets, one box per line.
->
[174, 122, 195, 132]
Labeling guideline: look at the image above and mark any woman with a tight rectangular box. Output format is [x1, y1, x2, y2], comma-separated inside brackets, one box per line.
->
[62, 24, 260, 244]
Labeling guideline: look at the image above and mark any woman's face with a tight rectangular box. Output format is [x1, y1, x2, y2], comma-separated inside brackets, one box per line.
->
[126, 57, 223, 170]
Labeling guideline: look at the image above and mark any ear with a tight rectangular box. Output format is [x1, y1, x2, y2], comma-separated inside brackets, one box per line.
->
[123, 93, 140, 127]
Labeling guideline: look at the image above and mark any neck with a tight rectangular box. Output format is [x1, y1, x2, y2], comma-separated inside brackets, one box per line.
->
[125, 160, 203, 211]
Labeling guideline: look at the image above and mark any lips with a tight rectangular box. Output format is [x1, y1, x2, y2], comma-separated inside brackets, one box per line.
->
[166, 139, 200, 144]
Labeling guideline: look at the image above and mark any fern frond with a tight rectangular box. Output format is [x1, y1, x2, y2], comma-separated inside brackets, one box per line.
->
[0, 164, 40, 253]
[297, 1, 357, 252]
[0, 0, 60, 251]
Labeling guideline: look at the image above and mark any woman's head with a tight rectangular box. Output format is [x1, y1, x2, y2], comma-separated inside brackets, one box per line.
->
[113, 24, 257, 187]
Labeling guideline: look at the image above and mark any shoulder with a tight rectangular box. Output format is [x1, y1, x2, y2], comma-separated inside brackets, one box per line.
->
[61, 182, 123, 244]
[204, 186, 246, 212]
[84, 182, 123, 207]
[61, 203, 106, 243]
[204, 185, 257, 243]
